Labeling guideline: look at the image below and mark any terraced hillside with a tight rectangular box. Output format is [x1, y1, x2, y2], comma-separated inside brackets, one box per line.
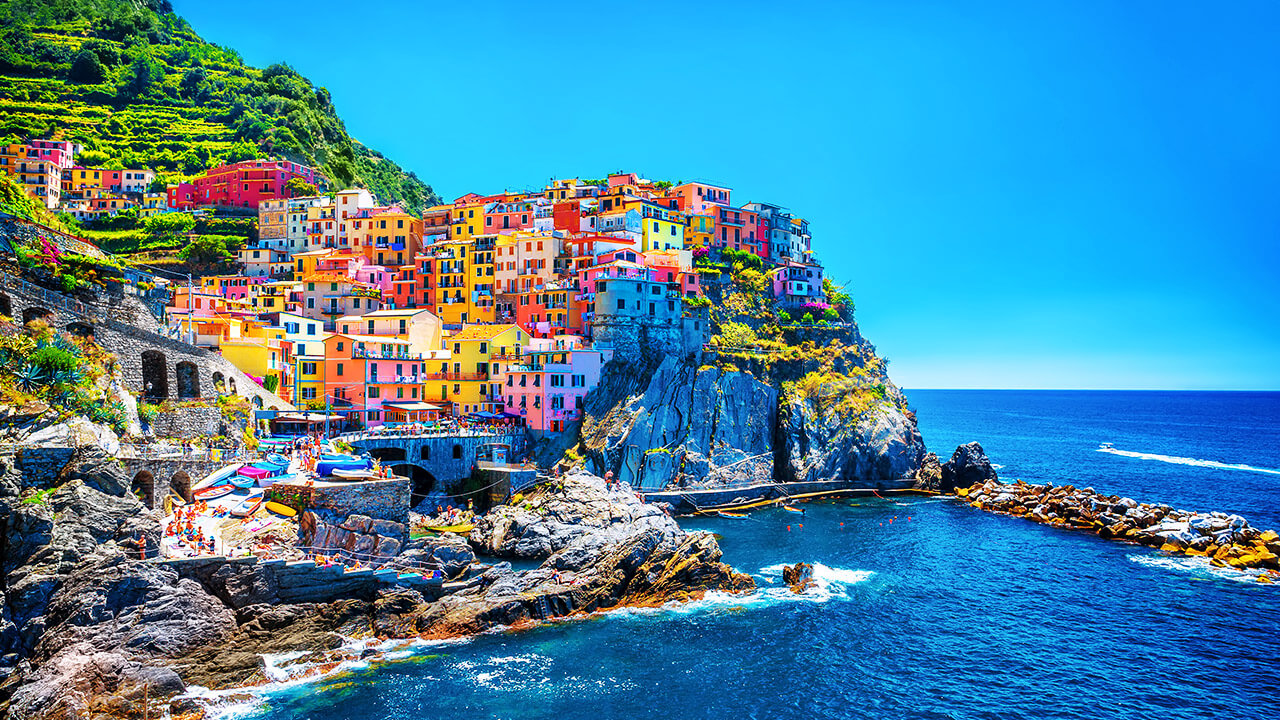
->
[0, 0, 439, 213]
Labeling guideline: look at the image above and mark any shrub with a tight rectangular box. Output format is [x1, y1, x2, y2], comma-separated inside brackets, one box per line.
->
[779, 311, 792, 323]
[823, 308, 839, 322]
[801, 312, 815, 324]
[29, 346, 80, 374]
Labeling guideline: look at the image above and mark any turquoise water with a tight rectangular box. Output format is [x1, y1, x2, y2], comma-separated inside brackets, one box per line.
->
[236, 391, 1280, 719]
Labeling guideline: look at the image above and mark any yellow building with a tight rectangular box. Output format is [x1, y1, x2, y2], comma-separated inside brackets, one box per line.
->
[351, 207, 422, 268]
[685, 211, 715, 250]
[426, 323, 527, 415]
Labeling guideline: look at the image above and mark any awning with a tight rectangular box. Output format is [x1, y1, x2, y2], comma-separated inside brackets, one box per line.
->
[384, 402, 440, 412]
[469, 410, 504, 419]
[274, 412, 344, 423]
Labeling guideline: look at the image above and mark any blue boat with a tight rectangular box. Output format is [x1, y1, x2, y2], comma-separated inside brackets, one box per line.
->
[316, 455, 372, 476]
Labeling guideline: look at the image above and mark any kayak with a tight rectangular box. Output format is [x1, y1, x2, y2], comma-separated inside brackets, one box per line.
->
[194, 484, 235, 501]
[783, 505, 805, 514]
[265, 501, 297, 518]
[425, 523, 474, 534]
[231, 492, 263, 518]
[716, 511, 749, 519]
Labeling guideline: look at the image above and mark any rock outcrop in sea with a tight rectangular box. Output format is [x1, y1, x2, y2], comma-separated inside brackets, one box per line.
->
[940, 444, 1280, 581]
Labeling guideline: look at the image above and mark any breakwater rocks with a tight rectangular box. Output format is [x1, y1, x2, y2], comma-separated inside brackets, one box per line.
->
[956, 478, 1280, 581]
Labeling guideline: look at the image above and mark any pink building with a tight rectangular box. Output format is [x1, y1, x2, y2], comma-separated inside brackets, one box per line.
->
[202, 275, 266, 301]
[504, 336, 603, 434]
[27, 139, 77, 170]
[195, 159, 318, 208]
[772, 260, 826, 306]
[671, 181, 731, 214]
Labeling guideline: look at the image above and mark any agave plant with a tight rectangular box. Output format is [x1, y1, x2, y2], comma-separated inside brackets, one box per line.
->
[14, 365, 49, 394]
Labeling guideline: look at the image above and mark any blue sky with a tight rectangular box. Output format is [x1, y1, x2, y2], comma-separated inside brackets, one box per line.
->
[175, 0, 1280, 390]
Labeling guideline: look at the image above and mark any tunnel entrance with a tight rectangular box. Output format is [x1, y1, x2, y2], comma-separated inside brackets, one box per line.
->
[396, 464, 438, 508]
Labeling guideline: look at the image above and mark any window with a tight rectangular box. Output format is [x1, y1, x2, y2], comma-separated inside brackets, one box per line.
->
[617, 298, 626, 310]
[336, 363, 344, 376]
[302, 362, 317, 375]
[368, 386, 380, 398]
[307, 324, 315, 335]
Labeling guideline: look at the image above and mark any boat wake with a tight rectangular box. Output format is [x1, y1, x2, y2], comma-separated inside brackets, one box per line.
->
[1097, 447, 1280, 476]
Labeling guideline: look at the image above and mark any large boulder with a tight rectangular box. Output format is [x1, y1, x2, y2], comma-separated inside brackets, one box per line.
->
[468, 472, 679, 560]
[940, 442, 999, 493]
[5, 550, 233, 720]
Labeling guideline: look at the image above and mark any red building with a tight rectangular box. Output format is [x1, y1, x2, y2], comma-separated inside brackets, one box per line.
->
[167, 182, 197, 210]
[194, 159, 318, 209]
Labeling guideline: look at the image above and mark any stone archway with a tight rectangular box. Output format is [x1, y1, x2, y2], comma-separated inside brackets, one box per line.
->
[141, 350, 169, 400]
[396, 463, 438, 507]
[175, 361, 200, 399]
[228, 377, 237, 394]
[170, 471, 192, 503]
[0, 292, 11, 318]
[65, 321, 93, 338]
[369, 447, 406, 464]
[212, 371, 225, 393]
[132, 470, 155, 508]
[22, 307, 53, 325]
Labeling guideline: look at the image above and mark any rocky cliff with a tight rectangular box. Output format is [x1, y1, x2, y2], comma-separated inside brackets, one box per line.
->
[575, 336, 926, 492]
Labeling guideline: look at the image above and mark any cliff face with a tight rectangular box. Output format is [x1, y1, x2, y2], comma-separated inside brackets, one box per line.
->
[576, 347, 925, 491]
[579, 357, 777, 490]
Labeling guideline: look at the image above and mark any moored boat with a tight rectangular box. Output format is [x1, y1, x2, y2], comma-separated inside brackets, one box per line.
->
[231, 492, 263, 518]
[425, 523, 474, 534]
[331, 467, 377, 480]
[194, 484, 235, 501]
[783, 505, 805, 514]
[265, 501, 297, 518]
[717, 511, 749, 519]
[193, 463, 243, 491]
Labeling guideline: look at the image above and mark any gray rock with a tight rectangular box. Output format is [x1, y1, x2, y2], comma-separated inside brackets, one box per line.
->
[940, 442, 999, 493]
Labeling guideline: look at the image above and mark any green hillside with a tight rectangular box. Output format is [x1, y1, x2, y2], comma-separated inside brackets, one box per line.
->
[0, 0, 439, 214]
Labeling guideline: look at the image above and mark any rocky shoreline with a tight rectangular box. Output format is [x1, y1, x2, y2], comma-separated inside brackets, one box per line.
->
[0, 453, 753, 719]
[927, 443, 1280, 582]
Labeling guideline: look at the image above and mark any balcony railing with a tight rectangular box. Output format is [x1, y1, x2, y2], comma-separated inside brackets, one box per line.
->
[352, 348, 422, 360]
[368, 375, 423, 384]
[424, 372, 489, 381]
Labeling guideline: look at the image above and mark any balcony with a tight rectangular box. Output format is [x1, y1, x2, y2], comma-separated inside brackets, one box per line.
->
[368, 375, 423, 384]
[424, 372, 489, 382]
[352, 348, 422, 360]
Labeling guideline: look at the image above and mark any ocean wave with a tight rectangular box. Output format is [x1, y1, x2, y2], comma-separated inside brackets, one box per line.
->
[1097, 447, 1280, 476]
[1128, 553, 1275, 584]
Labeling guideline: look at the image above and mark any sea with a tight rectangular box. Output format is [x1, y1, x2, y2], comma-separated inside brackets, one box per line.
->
[220, 391, 1280, 720]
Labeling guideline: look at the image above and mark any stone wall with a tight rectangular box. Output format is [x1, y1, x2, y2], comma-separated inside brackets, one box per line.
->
[147, 406, 224, 439]
[307, 478, 411, 525]
[0, 272, 292, 415]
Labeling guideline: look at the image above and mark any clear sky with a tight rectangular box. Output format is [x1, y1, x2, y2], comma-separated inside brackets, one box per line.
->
[174, 0, 1280, 390]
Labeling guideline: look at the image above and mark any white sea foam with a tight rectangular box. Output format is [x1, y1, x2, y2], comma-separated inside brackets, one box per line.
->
[1097, 447, 1280, 476]
[1129, 553, 1275, 584]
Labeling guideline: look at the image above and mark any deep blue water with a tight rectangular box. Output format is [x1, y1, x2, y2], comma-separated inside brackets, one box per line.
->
[232, 391, 1280, 720]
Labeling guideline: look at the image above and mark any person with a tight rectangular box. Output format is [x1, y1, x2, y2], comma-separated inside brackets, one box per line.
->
[605, 470, 615, 489]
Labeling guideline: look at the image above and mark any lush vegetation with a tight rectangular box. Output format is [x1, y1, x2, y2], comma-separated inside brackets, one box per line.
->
[0, 0, 440, 213]
[14, 228, 127, 291]
[0, 316, 130, 433]
[0, 171, 68, 230]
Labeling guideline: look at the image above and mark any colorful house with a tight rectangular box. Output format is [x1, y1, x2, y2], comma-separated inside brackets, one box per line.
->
[504, 335, 603, 434]
[428, 324, 527, 416]
[194, 159, 318, 209]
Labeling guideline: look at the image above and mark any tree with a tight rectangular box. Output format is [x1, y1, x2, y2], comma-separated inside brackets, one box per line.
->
[125, 52, 160, 97]
[143, 212, 195, 243]
[76, 149, 110, 167]
[225, 139, 257, 163]
[177, 234, 237, 267]
[286, 177, 318, 197]
[69, 48, 106, 83]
